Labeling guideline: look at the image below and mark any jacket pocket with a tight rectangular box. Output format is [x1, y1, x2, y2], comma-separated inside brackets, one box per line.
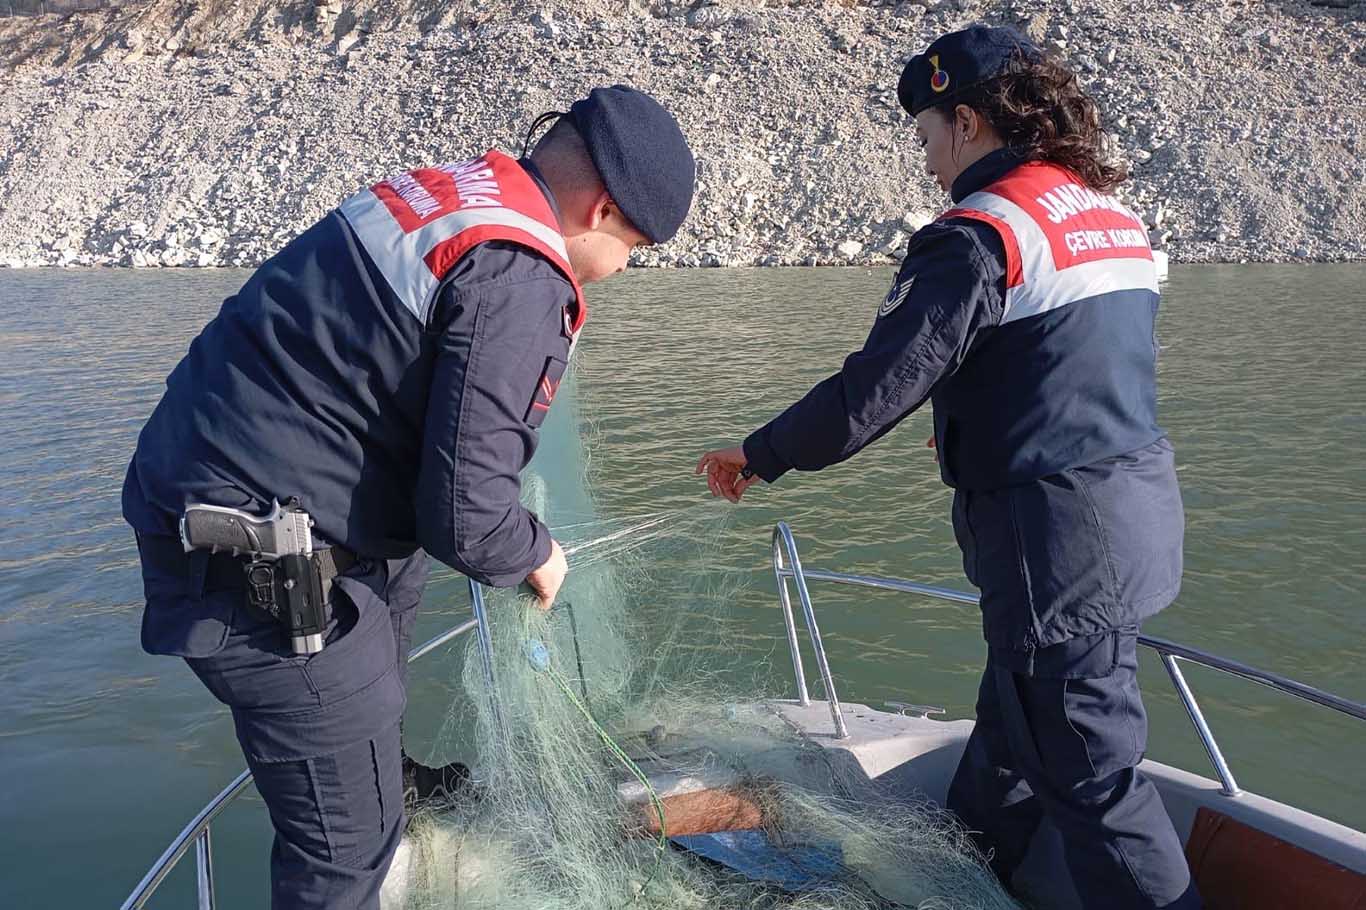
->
[960, 488, 1036, 650]
[1074, 442, 1185, 619]
[1006, 473, 1121, 645]
[137, 538, 238, 659]
[950, 489, 979, 587]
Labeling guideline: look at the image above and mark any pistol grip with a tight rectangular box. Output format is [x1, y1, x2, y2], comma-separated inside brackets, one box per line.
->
[183, 510, 263, 553]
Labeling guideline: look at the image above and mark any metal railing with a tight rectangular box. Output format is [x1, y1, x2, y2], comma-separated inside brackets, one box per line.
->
[125, 524, 1366, 907]
[120, 583, 488, 910]
[770, 521, 1366, 798]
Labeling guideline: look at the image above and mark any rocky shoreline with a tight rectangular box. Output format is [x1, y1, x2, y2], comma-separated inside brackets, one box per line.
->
[1, 0, 1363, 270]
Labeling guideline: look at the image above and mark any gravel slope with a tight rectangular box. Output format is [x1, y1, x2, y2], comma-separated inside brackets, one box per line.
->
[1, 0, 1363, 269]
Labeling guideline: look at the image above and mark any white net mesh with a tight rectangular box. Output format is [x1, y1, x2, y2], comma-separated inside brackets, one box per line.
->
[396, 375, 1019, 910]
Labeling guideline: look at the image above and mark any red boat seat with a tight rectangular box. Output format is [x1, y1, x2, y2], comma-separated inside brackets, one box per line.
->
[1185, 807, 1366, 909]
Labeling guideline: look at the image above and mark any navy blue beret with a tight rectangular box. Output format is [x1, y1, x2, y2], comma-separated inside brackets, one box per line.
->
[898, 25, 1043, 117]
[568, 85, 695, 244]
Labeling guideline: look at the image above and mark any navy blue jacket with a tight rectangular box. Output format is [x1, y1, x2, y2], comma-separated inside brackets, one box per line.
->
[124, 161, 572, 599]
[743, 150, 1184, 661]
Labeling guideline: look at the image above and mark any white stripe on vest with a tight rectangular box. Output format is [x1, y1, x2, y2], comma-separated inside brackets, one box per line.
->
[337, 153, 581, 333]
[337, 162, 575, 326]
[956, 189, 1158, 326]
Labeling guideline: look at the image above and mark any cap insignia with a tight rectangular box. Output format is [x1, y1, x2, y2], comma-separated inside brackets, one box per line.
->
[929, 54, 950, 93]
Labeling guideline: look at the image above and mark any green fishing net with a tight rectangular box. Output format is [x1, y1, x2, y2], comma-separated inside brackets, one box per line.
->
[392, 375, 1019, 910]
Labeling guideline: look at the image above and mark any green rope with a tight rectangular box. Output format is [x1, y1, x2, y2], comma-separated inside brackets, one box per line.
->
[540, 659, 669, 902]
[515, 603, 668, 903]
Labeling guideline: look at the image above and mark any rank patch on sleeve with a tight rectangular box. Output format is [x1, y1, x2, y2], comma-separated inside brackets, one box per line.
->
[525, 356, 568, 428]
[878, 274, 915, 318]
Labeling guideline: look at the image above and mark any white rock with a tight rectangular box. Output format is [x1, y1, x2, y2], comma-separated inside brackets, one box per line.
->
[337, 32, 362, 56]
[686, 6, 732, 29]
[901, 210, 932, 233]
[836, 240, 864, 258]
[530, 12, 560, 39]
[882, 230, 907, 254]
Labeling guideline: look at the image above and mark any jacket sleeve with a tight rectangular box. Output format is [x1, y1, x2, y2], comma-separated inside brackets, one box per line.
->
[414, 244, 575, 586]
[742, 221, 1005, 482]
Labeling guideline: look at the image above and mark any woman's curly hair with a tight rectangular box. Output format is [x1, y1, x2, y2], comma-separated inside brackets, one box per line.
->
[935, 55, 1127, 192]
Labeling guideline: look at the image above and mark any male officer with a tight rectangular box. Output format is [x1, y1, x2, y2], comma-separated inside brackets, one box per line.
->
[124, 85, 694, 909]
[698, 27, 1198, 910]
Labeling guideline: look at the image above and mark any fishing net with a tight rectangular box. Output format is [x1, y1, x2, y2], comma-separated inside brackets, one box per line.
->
[392, 375, 1019, 910]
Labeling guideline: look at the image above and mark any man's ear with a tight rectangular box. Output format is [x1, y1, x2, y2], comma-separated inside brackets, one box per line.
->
[586, 189, 614, 231]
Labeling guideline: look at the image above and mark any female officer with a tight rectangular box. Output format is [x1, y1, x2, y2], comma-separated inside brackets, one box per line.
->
[697, 24, 1200, 910]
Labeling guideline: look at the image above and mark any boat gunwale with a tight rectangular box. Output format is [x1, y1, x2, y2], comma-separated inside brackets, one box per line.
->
[120, 525, 1366, 909]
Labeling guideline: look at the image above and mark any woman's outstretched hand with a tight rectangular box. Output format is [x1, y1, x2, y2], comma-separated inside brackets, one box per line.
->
[696, 445, 760, 503]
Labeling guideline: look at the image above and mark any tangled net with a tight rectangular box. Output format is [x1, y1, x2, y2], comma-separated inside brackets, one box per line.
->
[393, 376, 1019, 910]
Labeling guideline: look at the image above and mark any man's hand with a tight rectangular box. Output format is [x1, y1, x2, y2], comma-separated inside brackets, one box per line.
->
[926, 435, 938, 464]
[524, 539, 568, 611]
[696, 445, 760, 503]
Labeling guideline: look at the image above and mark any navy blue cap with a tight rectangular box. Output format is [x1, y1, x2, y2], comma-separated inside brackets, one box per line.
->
[567, 85, 695, 244]
[898, 25, 1043, 117]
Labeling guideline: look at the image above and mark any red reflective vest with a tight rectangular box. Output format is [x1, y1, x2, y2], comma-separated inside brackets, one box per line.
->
[339, 150, 587, 346]
[943, 160, 1157, 327]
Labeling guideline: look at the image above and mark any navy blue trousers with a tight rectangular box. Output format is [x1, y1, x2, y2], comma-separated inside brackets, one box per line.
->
[947, 630, 1202, 909]
[140, 541, 431, 910]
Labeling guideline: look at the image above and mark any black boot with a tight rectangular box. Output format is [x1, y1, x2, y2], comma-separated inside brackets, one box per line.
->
[401, 752, 471, 813]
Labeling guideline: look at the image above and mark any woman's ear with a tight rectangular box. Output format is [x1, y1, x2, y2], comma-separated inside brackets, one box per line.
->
[955, 104, 977, 141]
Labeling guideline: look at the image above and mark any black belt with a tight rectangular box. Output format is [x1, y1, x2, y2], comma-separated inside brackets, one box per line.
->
[137, 533, 358, 598]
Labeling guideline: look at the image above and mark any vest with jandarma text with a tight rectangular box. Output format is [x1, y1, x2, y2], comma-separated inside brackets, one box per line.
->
[338, 150, 587, 349]
[931, 161, 1163, 490]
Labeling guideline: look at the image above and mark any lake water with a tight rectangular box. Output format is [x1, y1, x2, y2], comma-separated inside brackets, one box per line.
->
[1, 265, 1363, 906]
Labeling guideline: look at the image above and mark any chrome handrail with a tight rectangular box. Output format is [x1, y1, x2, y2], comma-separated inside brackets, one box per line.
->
[769, 521, 1366, 798]
[119, 769, 253, 910]
[772, 523, 848, 738]
[120, 591, 484, 910]
[129, 524, 1366, 907]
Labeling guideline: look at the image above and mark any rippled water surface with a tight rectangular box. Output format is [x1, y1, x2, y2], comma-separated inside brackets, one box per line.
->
[1, 265, 1363, 906]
